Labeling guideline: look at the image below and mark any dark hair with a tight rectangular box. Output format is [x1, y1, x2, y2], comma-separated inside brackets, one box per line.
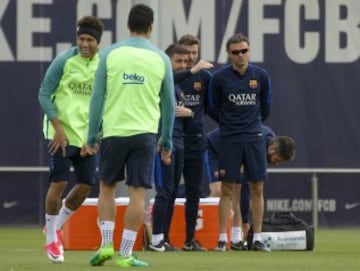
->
[128, 4, 153, 34]
[178, 34, 200, 47]
[226, 33, 249, 51]
[77, 16, 104, 43]
[165, 43, 189, 57]
[270, 136, 296, 162]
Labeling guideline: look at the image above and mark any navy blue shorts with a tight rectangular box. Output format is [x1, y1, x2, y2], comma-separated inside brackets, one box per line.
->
[99, 134, 156, 188]
[47, 143, 97, 186]
[219, 140, 267, 183]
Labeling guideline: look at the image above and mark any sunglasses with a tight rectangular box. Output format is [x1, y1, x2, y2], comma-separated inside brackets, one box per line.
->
[230, 48, 249, 55]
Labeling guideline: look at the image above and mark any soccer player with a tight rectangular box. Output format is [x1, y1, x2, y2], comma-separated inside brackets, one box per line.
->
[86, 4, 175, 267]
[149, 44, 193, 252]
[209, 33, 272, 251]
[205, 126, 296, 250]
[176, 34, 213, 251]
[38, 16, 104, 263]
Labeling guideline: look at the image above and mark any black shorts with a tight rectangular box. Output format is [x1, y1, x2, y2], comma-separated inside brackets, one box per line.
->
[47, 143, 97, 186]
[219, 140, 267, 183]
[99, 134, 156, 188]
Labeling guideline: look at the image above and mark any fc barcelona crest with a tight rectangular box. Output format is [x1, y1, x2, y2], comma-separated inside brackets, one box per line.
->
[193, 82, 202, 91]
[249, 80, 258, 89]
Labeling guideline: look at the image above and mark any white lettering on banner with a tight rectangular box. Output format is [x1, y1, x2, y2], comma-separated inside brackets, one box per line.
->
[318, 199, 336, 212]
[17, 0, 52, 61]
[114, 0, 132, 46]
[325, 0, 360, 63]
[217, 0, 243, 63]
[0, 0, 359, 63]
[0, 0, 14, 60]
[160, 0, 215, 61]
[266, 198, 337, 212]
[284, 0, 320, 64]
[76, 0, 113, 49]
[248, 0, 281, 62]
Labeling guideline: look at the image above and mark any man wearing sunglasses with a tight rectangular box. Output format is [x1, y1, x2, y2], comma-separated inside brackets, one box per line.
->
[209, 33, 272, 251]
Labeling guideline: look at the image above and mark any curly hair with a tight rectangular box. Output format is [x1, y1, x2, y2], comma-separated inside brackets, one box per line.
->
[77, 16, 104, 34]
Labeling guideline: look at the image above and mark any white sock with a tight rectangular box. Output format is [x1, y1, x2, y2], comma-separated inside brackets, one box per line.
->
[56, 205, 75, 230]
[231, 227, 242, 243]
[120, 229, 137, 257]
[253, 233, 262, 243]
[99, 221, 115, 246]
[151, 233, 164, 246]
[45, 214, 57, 244]
[219, 233, 228, 242]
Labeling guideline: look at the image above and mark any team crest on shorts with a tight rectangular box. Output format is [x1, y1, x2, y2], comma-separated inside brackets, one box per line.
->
[219, 169, 226, 177]
[193, 82, 202, 91]
[249, 80, 258, 89]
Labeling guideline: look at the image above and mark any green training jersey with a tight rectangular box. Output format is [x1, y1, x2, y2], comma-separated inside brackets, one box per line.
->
[87, 37, 175, 150]
[39, 47, 100, 148]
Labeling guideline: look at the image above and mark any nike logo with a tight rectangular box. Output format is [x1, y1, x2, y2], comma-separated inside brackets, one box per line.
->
[344, 202, 360, 210]
[3, 201, 18, 209]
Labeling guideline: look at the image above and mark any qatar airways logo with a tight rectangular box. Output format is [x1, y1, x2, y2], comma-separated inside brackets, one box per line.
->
[228, 93, 256, 106]
[68, 82, 92, 96]
[123, 72, 145, 85]
[184, 94, 201, 107]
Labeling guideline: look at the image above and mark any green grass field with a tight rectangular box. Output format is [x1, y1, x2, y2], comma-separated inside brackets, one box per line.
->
[0, 227, 359, 271]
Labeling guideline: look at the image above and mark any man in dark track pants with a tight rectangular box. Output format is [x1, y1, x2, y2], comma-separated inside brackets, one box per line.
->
[177, 34, 213, 251]
[149, 44, 193, 252]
